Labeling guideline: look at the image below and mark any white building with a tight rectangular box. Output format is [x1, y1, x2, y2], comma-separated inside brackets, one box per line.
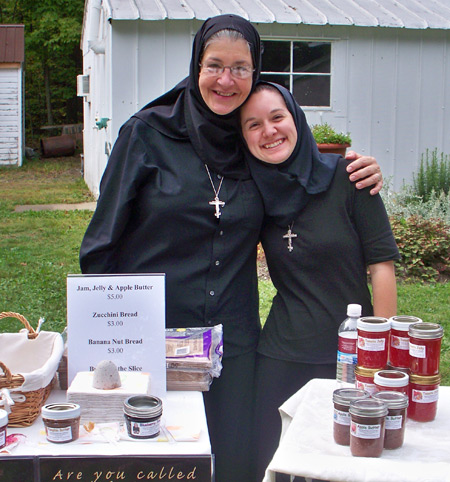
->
[79, 0, 450, 196]
[0, 25, 24, 167]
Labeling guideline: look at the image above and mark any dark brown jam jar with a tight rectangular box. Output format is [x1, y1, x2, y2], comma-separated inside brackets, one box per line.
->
[41, 403, 81, 444]
[373, 391, 408, 449]
[333, 388, 370, 446]
[349, 399, 388, 457]
[123, 395, 163, 439]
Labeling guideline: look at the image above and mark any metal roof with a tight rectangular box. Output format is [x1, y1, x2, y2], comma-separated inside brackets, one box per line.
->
[0, 25, 25, 63]
[103, 0, 450, 29]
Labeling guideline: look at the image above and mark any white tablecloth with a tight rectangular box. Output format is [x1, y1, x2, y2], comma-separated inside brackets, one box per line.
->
[4, 389, 211, 457]
[263, 378, 450, 482]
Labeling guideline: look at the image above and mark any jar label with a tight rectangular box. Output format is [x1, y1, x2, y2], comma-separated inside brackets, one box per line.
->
[358, 336, 385, 352]
[334, 409, 351, 426]
[411, 388, 439, 404]
[409, 342, 426, 358]
[129, 419, 160, 437]
[385, 415, 403, 430]
[46, 426, 73, 442]
[355, 380, 377, 395]
[350, 422, 381, 439]
[391, 335, 409, 351]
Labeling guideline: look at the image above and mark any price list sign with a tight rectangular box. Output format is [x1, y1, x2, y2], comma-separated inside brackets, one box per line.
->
[66, 274, 166, 397]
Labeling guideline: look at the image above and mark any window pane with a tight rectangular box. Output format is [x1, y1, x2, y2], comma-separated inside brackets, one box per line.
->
[293, 42, 330, 73]
[260, 74, 290, 90]
[293, 75, 330, 107]
[261, 41, 290, 73]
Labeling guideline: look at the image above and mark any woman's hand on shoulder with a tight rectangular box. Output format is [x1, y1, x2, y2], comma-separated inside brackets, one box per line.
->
[345, 150, 383, 195]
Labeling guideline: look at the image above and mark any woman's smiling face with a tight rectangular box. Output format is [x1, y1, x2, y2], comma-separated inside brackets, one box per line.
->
[199, 37, 253, 115]
[241, 88, 298, 164]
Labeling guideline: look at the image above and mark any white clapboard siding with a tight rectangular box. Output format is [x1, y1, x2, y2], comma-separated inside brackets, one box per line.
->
[0, 67, 21, 165]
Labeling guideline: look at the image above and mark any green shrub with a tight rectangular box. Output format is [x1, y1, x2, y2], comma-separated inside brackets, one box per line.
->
[390, 215, 450, 282]
[413, 149, 450, 202]
[382, 178, 450, 224]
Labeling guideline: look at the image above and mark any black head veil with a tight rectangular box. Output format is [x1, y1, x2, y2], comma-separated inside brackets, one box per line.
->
[136, 14, 262, 179]
[244, 82, 340, 226]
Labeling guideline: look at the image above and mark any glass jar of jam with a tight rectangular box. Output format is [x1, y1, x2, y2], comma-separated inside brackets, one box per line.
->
[0, 409, 7, 449]
[373, 391, 408, 449]
[374, 369, 409, 395]
[41, 403, 81, 444]
[357, 317, 390, 369]
[354, 365, 379, 395]
[349, 399, 388, 457]
[123, 395, 163, 439]
[409, 323, 444, 376]
[408, 373, 440, 422]
[389, 315, 422, 368]
[333, 388, 370, 446]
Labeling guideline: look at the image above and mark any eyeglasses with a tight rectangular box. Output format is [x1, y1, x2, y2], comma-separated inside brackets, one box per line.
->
[199, 62, 255, 80]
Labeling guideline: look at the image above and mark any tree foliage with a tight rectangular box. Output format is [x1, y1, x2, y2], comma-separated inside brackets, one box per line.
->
[1, 0, 84, 137]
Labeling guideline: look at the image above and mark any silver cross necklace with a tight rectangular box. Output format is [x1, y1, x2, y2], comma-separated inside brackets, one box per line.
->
[205, 164, 225, 219]
[283, 222, 297, 252]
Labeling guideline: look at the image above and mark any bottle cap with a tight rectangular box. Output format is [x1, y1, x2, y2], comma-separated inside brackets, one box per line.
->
[347, 304, 362, 317]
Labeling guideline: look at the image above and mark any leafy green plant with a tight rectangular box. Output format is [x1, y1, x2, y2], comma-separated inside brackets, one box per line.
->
[381, 177, 450, 224]
[390, 215, 450, 282]
[413, 149, 450, 202]
[310, 123, 351, 145]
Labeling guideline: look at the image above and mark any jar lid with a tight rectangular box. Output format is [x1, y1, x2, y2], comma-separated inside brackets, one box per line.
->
[354, 365, 382, 377]
[357, 316, 390, 332]
[123, 395, 163, 419]
[409, 322, 444, 339]
[409, 373, 441, 385]
[0, 408, 8, 426]
[333, 388, 370, 406]
[41, 403, 81, 420]
[374, 370, 409, 387]
[349, 399, 388, 418]
[385, 363, 411, 375]
[389, 315, 422, 331]
[372, 391, 409, 409]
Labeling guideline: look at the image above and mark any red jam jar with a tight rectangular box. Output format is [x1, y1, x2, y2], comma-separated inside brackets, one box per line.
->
[374, 369, 409, 395]
[409, 323, 444, 376]
[373, 391, 408, 449]
[389, 315, 422, 368]
[357, 317, 390, 369]
[333, 388, 370, 446]
[0, 409, 7, 449]
[354, 366, 379, 395]
[349, 399, 388, 457]
[408, 373, 440, 422]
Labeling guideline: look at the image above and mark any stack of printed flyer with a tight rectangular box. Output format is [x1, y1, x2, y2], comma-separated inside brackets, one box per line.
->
[67, 371, 151, 423]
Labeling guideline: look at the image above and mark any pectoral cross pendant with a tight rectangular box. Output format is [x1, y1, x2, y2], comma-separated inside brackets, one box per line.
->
[209, 197, 226, 218]
[283, 224, 297, 252]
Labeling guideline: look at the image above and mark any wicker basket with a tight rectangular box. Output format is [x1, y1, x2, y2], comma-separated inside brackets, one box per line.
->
[0, 312, 61, 427]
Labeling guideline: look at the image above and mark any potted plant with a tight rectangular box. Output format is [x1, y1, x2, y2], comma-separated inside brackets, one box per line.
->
[311, 123, 352, 156]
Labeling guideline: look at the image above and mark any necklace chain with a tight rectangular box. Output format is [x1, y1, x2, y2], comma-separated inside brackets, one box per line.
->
[205, 164, 225, 218]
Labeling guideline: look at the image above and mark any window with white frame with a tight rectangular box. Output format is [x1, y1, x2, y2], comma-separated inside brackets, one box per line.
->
[260, 40, 331, 108]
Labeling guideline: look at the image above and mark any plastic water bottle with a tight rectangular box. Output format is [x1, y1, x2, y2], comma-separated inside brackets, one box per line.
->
[336, 304, 361, 386]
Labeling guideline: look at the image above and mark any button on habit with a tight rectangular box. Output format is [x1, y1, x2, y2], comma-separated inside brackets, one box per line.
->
[209, 290, 215, 296]
[215, 260, 220, 266]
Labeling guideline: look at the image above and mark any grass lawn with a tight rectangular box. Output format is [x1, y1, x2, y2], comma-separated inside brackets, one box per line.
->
[1, 154, 449, 385]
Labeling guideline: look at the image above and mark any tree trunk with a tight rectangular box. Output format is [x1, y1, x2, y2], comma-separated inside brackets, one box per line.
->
[44, 61, 54, 125]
